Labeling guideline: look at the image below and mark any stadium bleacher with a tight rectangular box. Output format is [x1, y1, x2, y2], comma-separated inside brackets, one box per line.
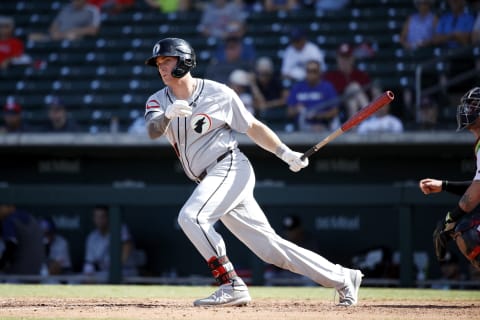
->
[1, 0, 477, 132]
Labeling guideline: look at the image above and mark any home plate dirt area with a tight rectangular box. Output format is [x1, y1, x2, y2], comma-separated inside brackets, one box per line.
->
[0, 297, 477, 320]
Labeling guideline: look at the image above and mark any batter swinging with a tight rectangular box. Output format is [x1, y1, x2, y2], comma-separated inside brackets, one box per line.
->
[144, 38, 363, 307]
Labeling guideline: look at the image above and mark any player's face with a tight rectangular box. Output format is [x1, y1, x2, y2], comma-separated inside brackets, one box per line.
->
[155, 56, 177, 83]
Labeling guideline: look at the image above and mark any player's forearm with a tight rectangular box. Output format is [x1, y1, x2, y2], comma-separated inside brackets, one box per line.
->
[458, 181, 480, 212]
[146, 114, 170, 139]
[442, 180, 471, 196]
[246, 119, 283, 154]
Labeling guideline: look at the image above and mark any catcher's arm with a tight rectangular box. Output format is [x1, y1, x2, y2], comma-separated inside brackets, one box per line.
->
[419, 178, 470, 196]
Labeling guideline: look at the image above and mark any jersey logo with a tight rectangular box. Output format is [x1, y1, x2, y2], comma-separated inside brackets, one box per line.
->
[191, 113, 211, 134]
[146, 99, 160, 109]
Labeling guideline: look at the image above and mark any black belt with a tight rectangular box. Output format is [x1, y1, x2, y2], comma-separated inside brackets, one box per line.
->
[196, 149, 233, 182]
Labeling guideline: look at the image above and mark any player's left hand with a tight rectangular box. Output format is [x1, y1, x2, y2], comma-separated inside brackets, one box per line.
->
[281, 149, 309, 172]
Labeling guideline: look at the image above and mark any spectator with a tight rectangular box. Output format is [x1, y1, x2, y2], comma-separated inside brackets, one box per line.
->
[204, 36, 254, 84]
[197, 0, 245, 41]
[143, 0, 191, 13]
[212, 21, 256, 64]
[433, 0, 475, 95]
[399, 0, 438, 50]
[0, 100, 32, 133]
[263, 0, 300, 12]
[88, 0, 135, 14]
[41, 97, 81, 133]
[0, 205, 45, 275]
[356, 83, 403, 134]
[286, 60, 339, 132]
[0, 16, 30, 70]
[417, 95, 439, 130]
[39, 217, 72, 276]
[432, 0, 475, 49]
[281, 27, 326, 83]
[228, 69, 254, 114]
[310, 0, 350, 11]
[29, 0, 101, 42]
[82, 205, 138, 283]
[250, 56, 289, 123]
[324, 43, 371, 121]
[473, 5, 480, 43]
[356, 103, 404, 134]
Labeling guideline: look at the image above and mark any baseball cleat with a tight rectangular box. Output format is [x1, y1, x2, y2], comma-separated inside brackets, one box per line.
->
[337, 268, 363, 306]
[193, 280, 251, 307]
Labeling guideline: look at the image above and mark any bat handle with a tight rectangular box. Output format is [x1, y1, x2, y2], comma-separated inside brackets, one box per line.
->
[301, 148, 315, 161]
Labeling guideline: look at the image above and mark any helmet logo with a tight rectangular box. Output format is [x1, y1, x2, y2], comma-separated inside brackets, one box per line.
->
[153, 43, 161, 55]
[191, 114, 211, 134]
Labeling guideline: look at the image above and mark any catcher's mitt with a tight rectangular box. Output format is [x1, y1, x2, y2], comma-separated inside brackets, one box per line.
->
[433, 220, 452, 261]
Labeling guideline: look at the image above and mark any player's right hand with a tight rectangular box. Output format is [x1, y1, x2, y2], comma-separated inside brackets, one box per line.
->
[165, 100, 192, 119]
[419, 178, 442, 195]
[281, 149, 309, 172]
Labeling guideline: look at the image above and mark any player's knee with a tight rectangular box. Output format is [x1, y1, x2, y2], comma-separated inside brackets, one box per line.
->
[177, 208, 197, 231]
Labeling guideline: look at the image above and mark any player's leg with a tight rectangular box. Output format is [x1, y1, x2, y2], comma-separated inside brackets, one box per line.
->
[221, 187, 362, 305]
[177, 152, 252, 306]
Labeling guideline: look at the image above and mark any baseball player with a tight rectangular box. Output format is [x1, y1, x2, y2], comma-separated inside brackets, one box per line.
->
[419, 86, 480, 270]
[144, 37, 363, 307]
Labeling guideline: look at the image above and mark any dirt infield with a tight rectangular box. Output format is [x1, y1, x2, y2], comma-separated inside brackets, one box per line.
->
[0, 297, 478, 320]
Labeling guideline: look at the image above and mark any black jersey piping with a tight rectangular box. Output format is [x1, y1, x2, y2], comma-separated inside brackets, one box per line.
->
[195, 151, 233, 256]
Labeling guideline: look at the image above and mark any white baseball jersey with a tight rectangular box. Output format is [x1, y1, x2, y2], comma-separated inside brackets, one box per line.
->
[145, 77, 349, 290]
[145, 79, 255, 181]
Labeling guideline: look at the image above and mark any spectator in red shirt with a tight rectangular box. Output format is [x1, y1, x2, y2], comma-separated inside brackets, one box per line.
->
[0, 16, 25, 70]
[324, 43, 371, 121]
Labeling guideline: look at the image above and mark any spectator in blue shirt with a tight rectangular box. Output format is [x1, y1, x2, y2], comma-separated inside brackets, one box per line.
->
[286, 60, 339, 132]
[432, 0, 475, 49]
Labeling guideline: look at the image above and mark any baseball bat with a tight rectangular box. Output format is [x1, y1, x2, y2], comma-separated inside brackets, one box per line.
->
[301, 90, 395, 160]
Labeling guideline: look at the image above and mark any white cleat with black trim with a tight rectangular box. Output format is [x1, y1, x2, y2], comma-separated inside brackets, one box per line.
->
[337, 268, 363, 307]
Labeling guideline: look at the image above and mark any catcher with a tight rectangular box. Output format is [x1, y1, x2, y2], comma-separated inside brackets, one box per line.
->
[419, 86, 480, 270]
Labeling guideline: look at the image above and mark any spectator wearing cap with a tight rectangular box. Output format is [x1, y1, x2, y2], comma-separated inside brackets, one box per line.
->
[324, 43, 372, 121]
[1, 100, 32, 133]
[41, 97, 81, 133]
[250, 56, 289, 124]
[213, 21, 256, 64]
[281, 28, 326, 83]
[228, 69, 254, 114]
[40, 216, 72, 277]
[286, 59, 339, 132]
[0, 16, 29, 70]
[204, 35, 254, 85]
[29, 0, 101, 42]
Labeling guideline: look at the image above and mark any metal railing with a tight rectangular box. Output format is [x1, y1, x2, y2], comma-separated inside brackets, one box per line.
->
[414, 45, 480, 122]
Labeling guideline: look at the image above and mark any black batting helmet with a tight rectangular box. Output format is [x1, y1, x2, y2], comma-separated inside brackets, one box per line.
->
[145, 38, 196, 78]
[456, 87, 480, 131]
